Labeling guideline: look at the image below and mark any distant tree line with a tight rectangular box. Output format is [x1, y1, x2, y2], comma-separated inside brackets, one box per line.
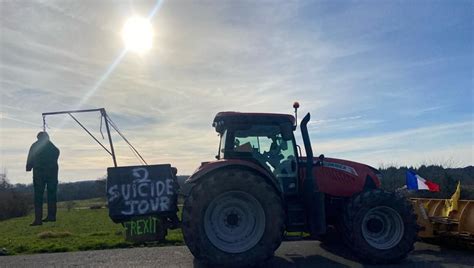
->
[13, 179, 107, 202]
[379, 165, 474, 199]
[0, 176, 106, 221]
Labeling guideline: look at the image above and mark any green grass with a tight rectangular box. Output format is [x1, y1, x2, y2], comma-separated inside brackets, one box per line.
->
[0, 199, 184, 255]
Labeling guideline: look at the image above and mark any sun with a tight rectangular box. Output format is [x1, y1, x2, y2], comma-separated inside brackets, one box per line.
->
[122, 16, 153, 54]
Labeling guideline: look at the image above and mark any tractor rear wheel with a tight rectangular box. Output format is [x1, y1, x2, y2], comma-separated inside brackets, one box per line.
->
[182, 169, 285, 267]
[342, 189, 418, 263]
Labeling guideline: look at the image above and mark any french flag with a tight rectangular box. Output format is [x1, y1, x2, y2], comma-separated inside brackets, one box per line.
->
[406, 170, 440, 192]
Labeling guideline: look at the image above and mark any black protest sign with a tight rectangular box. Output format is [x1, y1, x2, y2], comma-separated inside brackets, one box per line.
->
[107, 164, 178, 222]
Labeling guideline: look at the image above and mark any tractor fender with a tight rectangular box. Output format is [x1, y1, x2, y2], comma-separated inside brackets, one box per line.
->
[186, 159, 281, 194]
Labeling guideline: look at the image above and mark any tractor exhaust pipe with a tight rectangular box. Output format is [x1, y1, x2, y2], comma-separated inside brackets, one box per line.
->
[300, 113, 326, 237]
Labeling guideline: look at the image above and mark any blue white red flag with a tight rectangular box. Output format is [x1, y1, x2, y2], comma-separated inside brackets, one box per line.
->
[406, 170, 440, 192]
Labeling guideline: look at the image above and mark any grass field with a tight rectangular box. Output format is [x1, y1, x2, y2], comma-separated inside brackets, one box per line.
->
[0, 198, 184, 255]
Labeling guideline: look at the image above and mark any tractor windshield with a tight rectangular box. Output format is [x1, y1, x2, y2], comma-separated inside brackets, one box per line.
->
[224, 125, 296, 177]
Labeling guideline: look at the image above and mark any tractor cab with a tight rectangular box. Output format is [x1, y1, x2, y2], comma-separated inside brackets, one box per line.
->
[213, 112, 300, 194]
[210, 109, 325, 237]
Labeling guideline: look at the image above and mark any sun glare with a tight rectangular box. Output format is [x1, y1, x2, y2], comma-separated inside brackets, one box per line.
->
[122, 16, 153, 54]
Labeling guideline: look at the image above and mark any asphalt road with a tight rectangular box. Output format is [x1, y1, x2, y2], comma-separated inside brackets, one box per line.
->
[2, 240, 473, 268]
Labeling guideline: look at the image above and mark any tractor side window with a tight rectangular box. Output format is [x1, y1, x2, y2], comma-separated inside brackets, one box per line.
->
[232, 125, 296, 177]
[233, 136, 257, 152]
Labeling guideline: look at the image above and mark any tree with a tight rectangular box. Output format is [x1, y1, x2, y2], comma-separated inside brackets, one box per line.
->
[0, 173, 32, 221]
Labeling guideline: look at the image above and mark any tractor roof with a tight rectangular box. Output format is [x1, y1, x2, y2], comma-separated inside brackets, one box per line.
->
[213, 112, 295, 132]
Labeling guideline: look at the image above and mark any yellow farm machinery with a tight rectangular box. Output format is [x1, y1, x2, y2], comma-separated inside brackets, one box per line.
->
[412, 197, 474, 248]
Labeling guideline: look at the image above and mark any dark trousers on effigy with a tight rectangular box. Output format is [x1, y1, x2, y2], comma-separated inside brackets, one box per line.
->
[33, 177, 58, 221]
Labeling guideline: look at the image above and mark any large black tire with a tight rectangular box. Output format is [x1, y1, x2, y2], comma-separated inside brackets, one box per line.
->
[182, 169, 285, 267]
[341, 189, 419, 264]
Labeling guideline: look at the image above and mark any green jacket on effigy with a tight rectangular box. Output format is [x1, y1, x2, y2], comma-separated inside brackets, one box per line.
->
[26, 139, 60, 180]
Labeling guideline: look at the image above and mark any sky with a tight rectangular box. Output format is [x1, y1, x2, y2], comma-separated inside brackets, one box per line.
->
[0, 0, 473, 184]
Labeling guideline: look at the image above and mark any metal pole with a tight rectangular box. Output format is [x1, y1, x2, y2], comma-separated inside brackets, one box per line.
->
[102, 109, 118, 167]
[42, 108, 104, 116]
[67, 113, 112, 156]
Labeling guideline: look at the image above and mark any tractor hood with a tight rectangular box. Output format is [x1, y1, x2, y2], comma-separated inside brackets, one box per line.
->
[300, 156, 382, 197]
[305, 156, 381, 176]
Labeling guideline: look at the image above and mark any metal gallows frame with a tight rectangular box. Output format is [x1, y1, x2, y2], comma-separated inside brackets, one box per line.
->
[42, 108, 148, 168]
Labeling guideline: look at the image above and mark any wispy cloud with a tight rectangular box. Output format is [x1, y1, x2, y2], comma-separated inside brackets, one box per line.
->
[1, 114, 41, 127]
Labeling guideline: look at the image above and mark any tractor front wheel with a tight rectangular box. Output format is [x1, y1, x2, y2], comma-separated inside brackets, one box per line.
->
[182, 169, 285, 267]
[342, 189, 418, 263]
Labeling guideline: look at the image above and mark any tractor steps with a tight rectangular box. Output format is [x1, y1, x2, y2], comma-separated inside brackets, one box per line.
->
[286, 202, 307, 232]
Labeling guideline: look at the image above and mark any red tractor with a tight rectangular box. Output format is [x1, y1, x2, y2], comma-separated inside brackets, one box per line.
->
[182, 103, 418, 266]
